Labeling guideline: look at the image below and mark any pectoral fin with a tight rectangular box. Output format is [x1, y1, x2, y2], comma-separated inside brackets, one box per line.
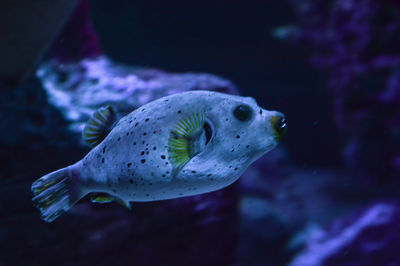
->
[168, 112, 206, 175]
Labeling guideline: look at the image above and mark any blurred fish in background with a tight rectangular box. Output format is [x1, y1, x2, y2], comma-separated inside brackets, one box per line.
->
[1, 0, 399, 265]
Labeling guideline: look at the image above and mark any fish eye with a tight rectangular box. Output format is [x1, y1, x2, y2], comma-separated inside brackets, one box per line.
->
[233, 105, 252, 121]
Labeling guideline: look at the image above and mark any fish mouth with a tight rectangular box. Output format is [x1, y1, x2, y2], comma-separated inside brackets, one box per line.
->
[270, 114, 287, 141]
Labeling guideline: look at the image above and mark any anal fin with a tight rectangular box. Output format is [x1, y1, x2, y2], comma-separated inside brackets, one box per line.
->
[90, 193, 131, 209]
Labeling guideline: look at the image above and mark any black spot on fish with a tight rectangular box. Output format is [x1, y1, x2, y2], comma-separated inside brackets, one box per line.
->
[246, 145, 250, 148]
[145, 118, 149, 122]
[102, 146, 106, 154]
[162, 174, 166, 177]
[146, 193, 149, 197]
[259, 109, 263, 115]
[135, 122, 139, 127]
[101, 158, 105, 163]
[153, 146, 157, 150]
[145, 148, 148, 151]
[141, 108, 145, 112]
[127, 163, 132, 167]
[141, 159, 146, 164]
[90, 78, 99, 85]
[126, 132, 129, 136]
[118, 137, 121, 141]
[146, 151, 149, 155]
[236, 135, 240, 139]
[143, 132, 147, 136]
[153, 131, 157, 134]
[129, 179, 133, 184]
[149, 183, 152, 186]
[234, 167, 238, 171]
[207, 174, 212, 177]
[161, 155, 166, 159]
[178, 110, 182, 114]
[141, 151, 145, 155]
[192, 170, 196, 173]
[118, 177, 121, 182]
[133, 142, 137, 146]
[231, 149, 235, 152]
[142, 141, 145, 145]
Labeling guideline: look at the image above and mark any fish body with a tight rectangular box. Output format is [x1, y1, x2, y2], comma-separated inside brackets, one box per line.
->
[32, 91, 287, 222]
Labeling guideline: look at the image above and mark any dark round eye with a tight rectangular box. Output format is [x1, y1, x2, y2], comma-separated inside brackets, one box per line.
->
[233, 105, 252, 121]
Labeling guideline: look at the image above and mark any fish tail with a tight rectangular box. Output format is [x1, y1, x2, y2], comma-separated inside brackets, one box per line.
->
[31, 165, 83, 223]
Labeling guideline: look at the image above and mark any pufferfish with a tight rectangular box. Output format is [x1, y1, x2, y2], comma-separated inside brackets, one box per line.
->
[31, 91, 287, 222]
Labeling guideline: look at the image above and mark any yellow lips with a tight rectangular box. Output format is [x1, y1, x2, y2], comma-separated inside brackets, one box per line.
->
[270, 115, 287, 141]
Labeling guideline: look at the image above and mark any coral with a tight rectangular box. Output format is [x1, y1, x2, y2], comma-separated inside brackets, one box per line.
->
[0, 1, 240, 265]
[36, 56, 237, 134]
[49, 0, 102, 62]
[279, 0, 400, 182]
[290, 202, 400, 266]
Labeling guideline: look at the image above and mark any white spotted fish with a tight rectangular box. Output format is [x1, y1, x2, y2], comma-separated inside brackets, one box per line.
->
[31, 91, 287, 222]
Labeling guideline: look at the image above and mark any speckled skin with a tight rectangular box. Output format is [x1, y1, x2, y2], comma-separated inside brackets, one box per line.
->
[73, 90, 281, 202]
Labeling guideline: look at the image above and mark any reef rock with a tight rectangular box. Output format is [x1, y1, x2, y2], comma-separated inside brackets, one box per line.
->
[37, 56, 237, 134]
[290, 202, 400, 266]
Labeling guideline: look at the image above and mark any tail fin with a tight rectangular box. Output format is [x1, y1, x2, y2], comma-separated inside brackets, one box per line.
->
[31, 166, 82, 223]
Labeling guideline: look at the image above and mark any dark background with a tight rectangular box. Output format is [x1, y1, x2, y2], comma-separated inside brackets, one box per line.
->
[91, 0, 341, 169]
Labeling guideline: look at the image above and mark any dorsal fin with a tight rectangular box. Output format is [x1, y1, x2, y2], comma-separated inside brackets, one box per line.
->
[90, 193, 131, 209]
[83, 104, 117, 148]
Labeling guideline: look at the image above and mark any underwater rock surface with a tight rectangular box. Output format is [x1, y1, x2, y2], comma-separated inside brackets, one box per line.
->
[0, 0, 80, 84]
[290, 202, 400, 266]
[0, 1, 244, 264]
[37, 56, 237, 133]
[278, 0, 400, 183]
[0, 72, 238, 265]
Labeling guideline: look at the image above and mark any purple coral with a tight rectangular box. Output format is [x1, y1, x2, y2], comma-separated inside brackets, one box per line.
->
[290, 202, 400, 266]
[280, 0, 400, 182]
[49, 0, 102, 62]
